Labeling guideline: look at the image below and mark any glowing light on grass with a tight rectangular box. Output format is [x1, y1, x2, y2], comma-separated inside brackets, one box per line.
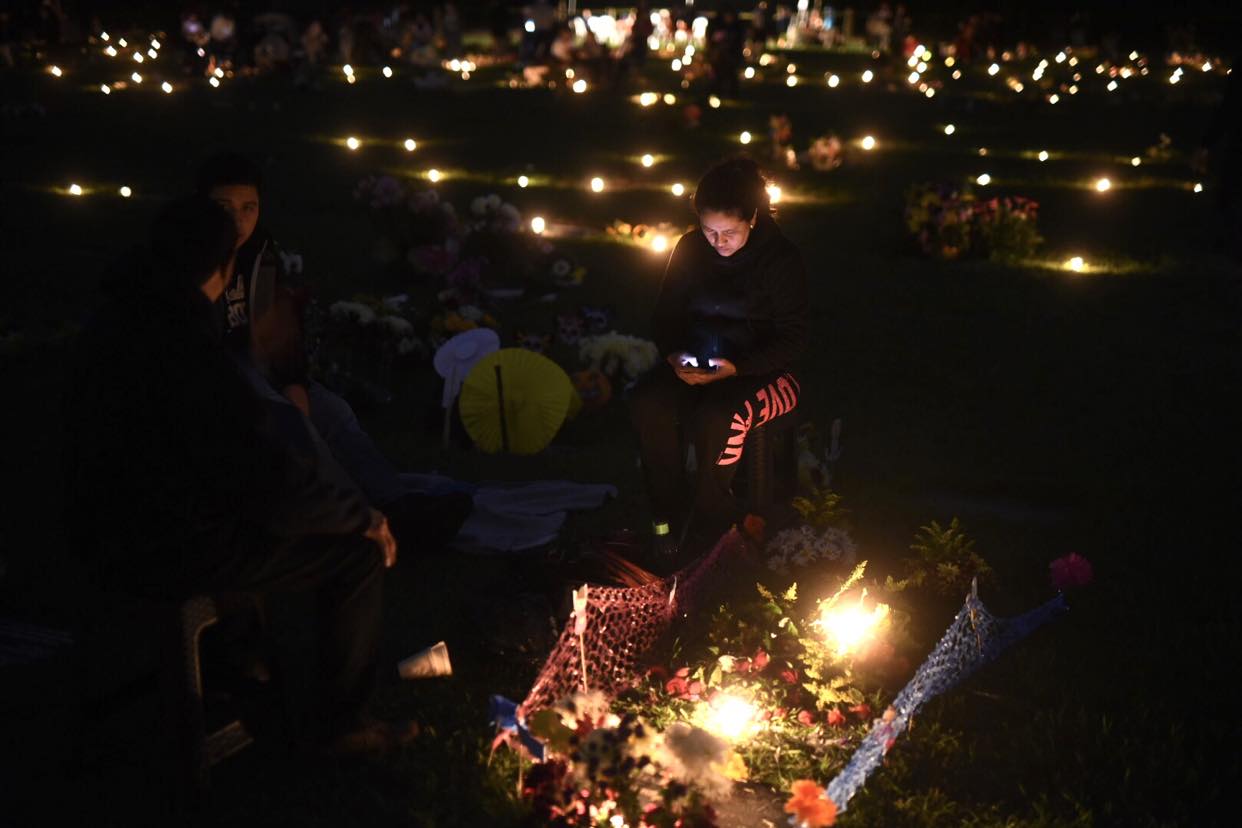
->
[826, 74, 839, 88]
[342, 63, 353, 76]
[1131, 157, 1141, 167]
[976, 173, 992, 186]
[131, 72, 142, 84]
[943, 124, 956, 135]
[651, 234, 669, 253]
[1066, 256, 1086, 272]
[744, 66, 756, 79]
[1202, 61, 1212, 72]
[952, 69, 962, 80]
[641, 153, 654, 168]
[382, 65, 393, 78]
[68, 183, 83, 196]
[766, 184, 782, 204]
[118, 38, 127, 47]
[50, 65, 62, 77]
[1049, 94, 1060, 104]
[988, 63, 1000, 76]
[907, 71, 920, 84]
[1107, 80, 1118, 91]
[100, 31, 109, 41]
[590, 176, 605, 192]
[924, 87, 936, 98]
[663, 93, 676, 105]
[530, 216, 546, 235]
[701, 694, 760, 743]
[786, 75, 798, 87]
[572, 78, 588, 93]
[1095, 177, 1112, 192]
[1193, 182, 1204, 193]
[346, 75, 357, 84]
[517, 175, 530, 188]
[404, 138, 417, 152]
[105, 46, 117, 57]
[639, 92, 657, 106]
[671, 182, 685, 197]
[1129, 51, 1139, 61]
[427, 168, 442, 183]
[133, 52, 143, 63]
[944, 56, 956, 68]
[100, 84, 111, 94]
[816, 592, 890, 658]
[787, 63, 797, 74]
[147, 49, 157, 59]
[209, 77, 220, 88]
[161, 81, 173, 94]
[1056, 51, 1067, 64]
[916, 61, 928, 73]
[1038, 150, 1050, 162]
[345, 136, 361, 151]
[119, 186, 132, 198]
[862, 69, 874, 83]
[708, 95, 721, 108]
[978, 147, 989, 156]
[671, 59, 682, 71]
[861, 135, 876, 151]
[214, 67, 224, 78]
[739, 131, 752, 145]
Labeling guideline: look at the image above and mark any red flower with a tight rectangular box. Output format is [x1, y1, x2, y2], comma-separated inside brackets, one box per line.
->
[686, 680, 704, 699]
[849, 703, 872, 719]
[780, 669, 799, 684]
[797, 709, 816, 726]
[674, 667, 690, 678]
[665, 677, 689, 696]
[826, 708, 846, 727]
[753, 649, 771, 671]
[784, 780, 837, 827]
[1050, 553, 1094, 590]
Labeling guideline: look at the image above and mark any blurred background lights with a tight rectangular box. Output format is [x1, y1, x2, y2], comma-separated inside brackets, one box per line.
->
[944, 124, 956, 135]
[517, 175, 530, 188]
[404, 138, 417, 152]
[69, 183, 83, 196]
[671, 182, 685, 196]
[119, 186, 132, 198]
[739, 130, 752, 144]
[861, 135, 876, 150]
[530, 216, 545, 234]
[428, 168, 442, 182]
[641, 153, 654, 167]
[1095, 177, 1112, 192]
[590, 176, 605, 192]
[346, 136, 361, 150]
[976, 173, 992, 185]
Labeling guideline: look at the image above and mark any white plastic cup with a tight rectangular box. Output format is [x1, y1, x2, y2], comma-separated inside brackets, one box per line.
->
[398, 641, 452, 678]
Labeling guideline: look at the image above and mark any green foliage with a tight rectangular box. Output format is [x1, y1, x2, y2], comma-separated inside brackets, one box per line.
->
[888, 518, 993, 598]
[791, 488, 848, 530]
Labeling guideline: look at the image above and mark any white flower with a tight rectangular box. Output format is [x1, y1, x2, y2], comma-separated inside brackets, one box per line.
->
[329, 301, 375, 325]
[380, 315, 414, 337]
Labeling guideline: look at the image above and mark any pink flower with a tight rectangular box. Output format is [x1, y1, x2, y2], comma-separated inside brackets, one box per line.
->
[797, 709, 816, 726]
[849, 703, 872, 719]
[1050, 553, 1094, 590]
[826, 708, 846, 727]
[753, 649, 771, 671]
[780, 669, 799, 685]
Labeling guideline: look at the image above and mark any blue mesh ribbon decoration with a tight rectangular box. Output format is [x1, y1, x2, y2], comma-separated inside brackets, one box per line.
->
[823, 582, 1068, 814]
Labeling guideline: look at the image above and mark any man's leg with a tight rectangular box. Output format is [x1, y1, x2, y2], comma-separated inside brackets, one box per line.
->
[192, 532, 384, 733]
[628, 362, 696, 532]
[689, 370, 802, 542]
[306, 381, 406, 507]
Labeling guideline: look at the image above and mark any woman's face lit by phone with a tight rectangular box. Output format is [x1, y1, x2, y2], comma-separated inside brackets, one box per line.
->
[699, 209, 754, 257]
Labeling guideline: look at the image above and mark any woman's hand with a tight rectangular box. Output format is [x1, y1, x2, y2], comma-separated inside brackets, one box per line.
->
[365, 509, 399, 568]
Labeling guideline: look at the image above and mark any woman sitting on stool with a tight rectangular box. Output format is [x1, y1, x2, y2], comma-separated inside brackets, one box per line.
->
[629, 158, 810, 558]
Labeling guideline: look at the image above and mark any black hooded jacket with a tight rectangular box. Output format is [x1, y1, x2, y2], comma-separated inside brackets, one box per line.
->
[653, 215, 809, 376]
[64, 259, 370, 591]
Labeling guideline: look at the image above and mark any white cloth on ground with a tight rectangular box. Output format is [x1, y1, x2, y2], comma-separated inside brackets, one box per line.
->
[399, 474, 617, 552]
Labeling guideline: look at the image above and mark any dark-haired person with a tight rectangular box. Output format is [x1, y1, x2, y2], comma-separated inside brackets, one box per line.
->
[65, 197, 416, 753]
[629, 158, 809, 557]
[197, 152, 471, 551]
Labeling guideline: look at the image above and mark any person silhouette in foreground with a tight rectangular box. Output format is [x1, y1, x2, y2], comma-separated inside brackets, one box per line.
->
[196, 152, 471, 553]
[65, 197, 416, 754]
[629, 158, 809, 561]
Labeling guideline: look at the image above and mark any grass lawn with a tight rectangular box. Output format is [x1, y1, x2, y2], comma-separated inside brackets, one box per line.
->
[1, 40, 1239, 826]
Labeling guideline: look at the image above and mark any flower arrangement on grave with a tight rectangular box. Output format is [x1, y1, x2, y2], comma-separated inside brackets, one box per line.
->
[905, 183, 1041, 262]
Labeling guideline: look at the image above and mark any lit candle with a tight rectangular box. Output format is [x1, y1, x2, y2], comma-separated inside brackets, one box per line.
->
[100, 84, 111, 94]
[50, 65, 62, 77]
[786, 75, 797, 87]
[988, 63, 1000, 75]
[976, 173, 992, 185]
[346, 136, 361, 151]
[641, 154, 654, 168]
[861, 135, 876, 150]
[161, 81, 173, 93]
[708, 95, 722, 108]
[862, 69, 874, 83]
[590, 176, 605, 192]
[131, 71, 142, 84]
[1066, 256, 1085, 272]
[744, 66, 755, 79]
[530, 216, 546, 234]
[1130, 157, 1141, 167]
[944, 124, 956, 135]
[1038, 150, 1049, 162]
[1193, 182, 1204, 193]
[518, 175, 530, 188]
[428, 169, 442, 183]
[404, 138, 417, 152]
[671, 182, 685, 196]
[739, 131, 752, 144]
[382, 66, 393, 78]
[119, 186, 132, 198]
[663, 93, 676, 105]
[1095, 177, 1111, 192]
[651, 234, 669, 253]
[209, 77, 220, 88]
[69, 184, 83, 196]
[766, 184, 782, 203]
[826, 73, 840, 88]
[572, 79, 587, 93]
